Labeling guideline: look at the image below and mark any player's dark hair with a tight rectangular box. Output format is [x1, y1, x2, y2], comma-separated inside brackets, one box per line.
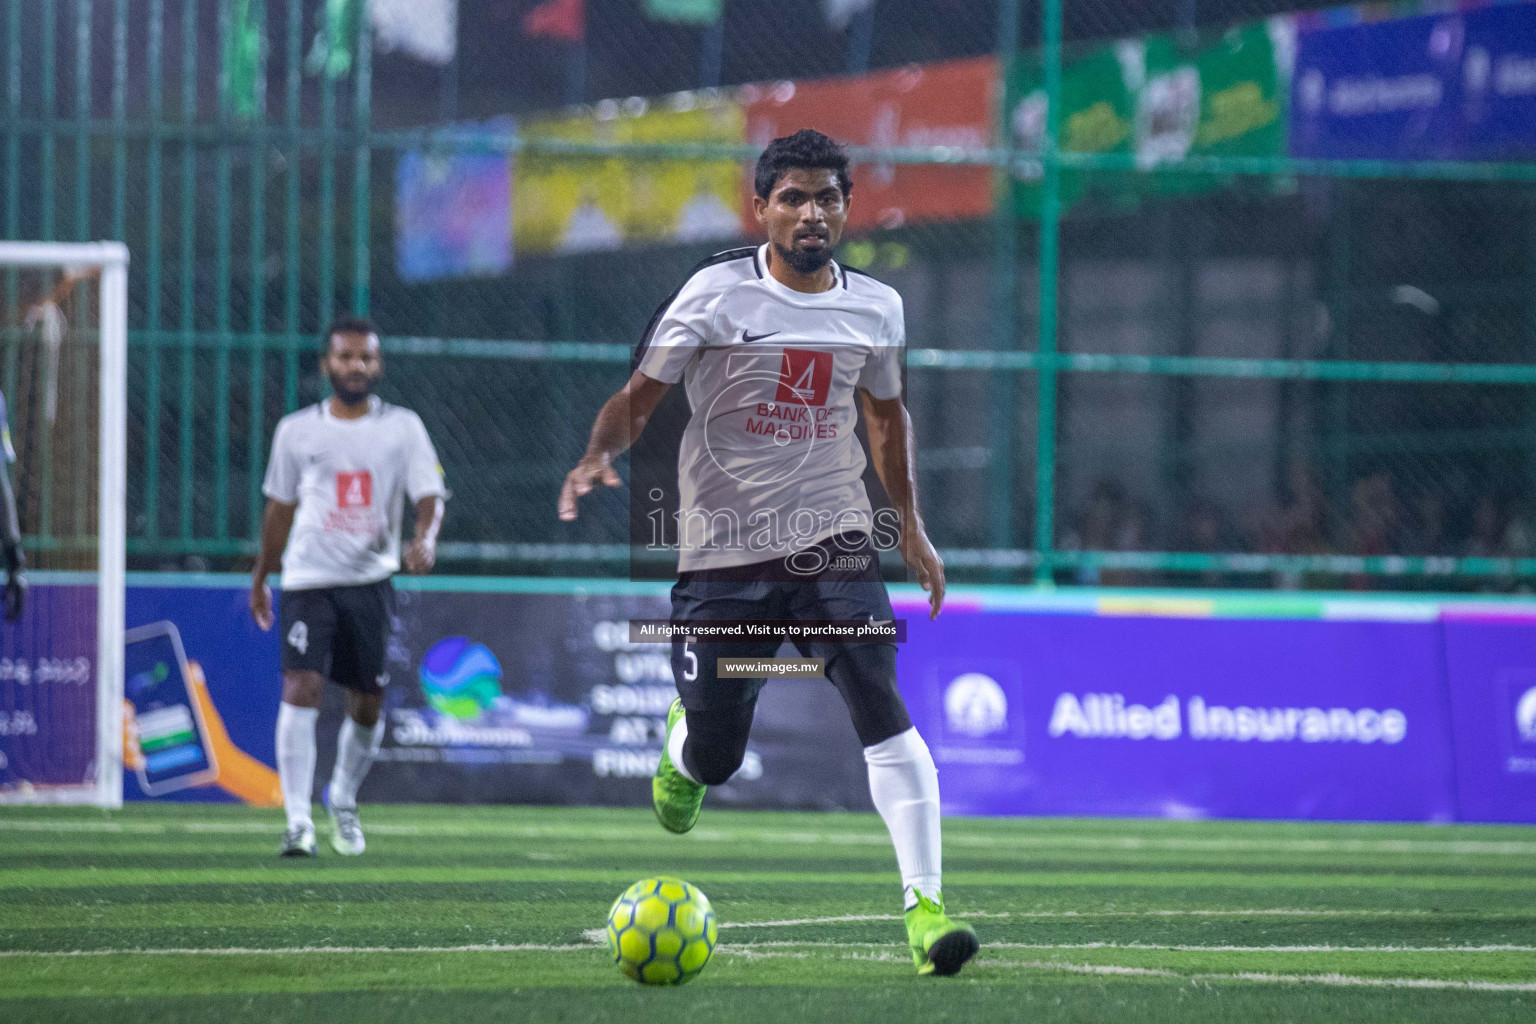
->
[320, 316, 379, 355]
[753, 129, 853, 201]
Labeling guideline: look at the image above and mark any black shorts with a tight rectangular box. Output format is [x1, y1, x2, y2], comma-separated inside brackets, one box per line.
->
[669, 532, 907, 743]
[279, 579, 395, 694]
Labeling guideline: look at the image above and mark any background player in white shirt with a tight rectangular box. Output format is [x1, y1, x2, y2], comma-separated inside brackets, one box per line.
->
[558, 130, 976, 976]
[0, 389, 25, 622]
[251, 318, 445, 857]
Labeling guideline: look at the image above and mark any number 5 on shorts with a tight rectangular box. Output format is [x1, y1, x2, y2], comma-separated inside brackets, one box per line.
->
[287, 620, 309, 655]
[682, 639, 698, 681]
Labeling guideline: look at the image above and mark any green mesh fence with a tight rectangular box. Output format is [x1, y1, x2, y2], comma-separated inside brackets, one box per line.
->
[3, 0, 1536, 589]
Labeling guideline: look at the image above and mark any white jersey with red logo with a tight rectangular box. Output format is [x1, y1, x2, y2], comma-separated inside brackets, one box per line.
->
[262, 396, 446, 590]
[636, 244, 904, 572]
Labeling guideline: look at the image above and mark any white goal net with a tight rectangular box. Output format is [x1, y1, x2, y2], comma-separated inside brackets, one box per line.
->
[0, 242, 127, 807]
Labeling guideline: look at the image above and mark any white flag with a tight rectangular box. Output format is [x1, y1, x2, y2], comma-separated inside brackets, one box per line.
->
[823, 0, 875, 30]
[371, 0, 458, 65]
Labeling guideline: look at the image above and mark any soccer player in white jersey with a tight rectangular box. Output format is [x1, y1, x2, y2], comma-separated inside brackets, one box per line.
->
[251, 318, 446, 857]
[559, 130, 977, 976]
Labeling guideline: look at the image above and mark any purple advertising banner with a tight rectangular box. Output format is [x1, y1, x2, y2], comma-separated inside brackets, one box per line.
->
[896, 609, 1460, 822]
[0, 585, 98, 797]
[1440, 611, 1536, 823]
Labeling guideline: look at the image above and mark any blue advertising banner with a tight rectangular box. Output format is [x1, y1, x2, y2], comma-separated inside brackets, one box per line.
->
[125, 584, 282, 804]
[1290, 4, 1536, 161]
[896, 608, 1459, 821]
[1292, 12, 1465, 160]
[1461, 3, 1536, 160]
[119, 581, 873, 812]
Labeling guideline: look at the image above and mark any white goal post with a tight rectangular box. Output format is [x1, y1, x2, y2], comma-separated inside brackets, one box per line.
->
[0, 241, 127, 807]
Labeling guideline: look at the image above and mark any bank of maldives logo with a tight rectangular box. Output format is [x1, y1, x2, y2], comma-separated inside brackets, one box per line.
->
[944, 673, 1008, 737]
[336, 470, 372, 508]
[776, 349, 831, 406]
[1517, 686, 1536, 746]
[419, 637, 502, 721]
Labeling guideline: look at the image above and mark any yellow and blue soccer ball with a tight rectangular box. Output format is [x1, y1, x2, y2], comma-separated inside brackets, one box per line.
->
[606, 876, 717, 985]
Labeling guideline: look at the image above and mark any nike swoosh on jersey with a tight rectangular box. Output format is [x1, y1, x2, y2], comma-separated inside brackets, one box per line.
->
[740, 330, 781, 343]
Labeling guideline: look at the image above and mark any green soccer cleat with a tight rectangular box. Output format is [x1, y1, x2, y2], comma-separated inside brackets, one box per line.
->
[905, 892, 979, 976]
[324, 787, 366, 856]
[652, 698, 705, 834]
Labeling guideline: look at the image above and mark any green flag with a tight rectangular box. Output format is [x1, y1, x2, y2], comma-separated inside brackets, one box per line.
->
[306, 0, 363, 79]
[645, 0, 722, 25]
[223, 0, 262, 120]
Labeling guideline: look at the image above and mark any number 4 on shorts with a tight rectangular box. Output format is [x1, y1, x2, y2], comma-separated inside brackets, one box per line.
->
[287, 620, 308, 655]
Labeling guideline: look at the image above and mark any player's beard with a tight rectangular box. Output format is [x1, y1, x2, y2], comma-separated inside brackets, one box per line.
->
[773, 238, 834, 276]
[328, 371, 378, 406]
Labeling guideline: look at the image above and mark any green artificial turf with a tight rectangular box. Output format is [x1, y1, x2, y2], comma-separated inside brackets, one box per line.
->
[1, 803, 1533, 1022]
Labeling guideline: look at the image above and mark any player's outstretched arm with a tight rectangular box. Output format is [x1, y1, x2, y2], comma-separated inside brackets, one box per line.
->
[405, 495, 444, 574]
[250, 498, 297, 630]
[862, 390, 946, 620]
[558, 371, 671, 522]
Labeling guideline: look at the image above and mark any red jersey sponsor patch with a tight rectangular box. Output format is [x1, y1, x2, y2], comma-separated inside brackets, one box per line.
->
[775, 349, 832, 407]
[337, 470, 373, 509]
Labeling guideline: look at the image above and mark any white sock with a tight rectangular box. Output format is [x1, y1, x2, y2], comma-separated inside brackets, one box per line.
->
[276, 702, 320, 830]
[667, 710, 702, 785]
[864, 727, 943, 910]
[327, 717, 384, 810]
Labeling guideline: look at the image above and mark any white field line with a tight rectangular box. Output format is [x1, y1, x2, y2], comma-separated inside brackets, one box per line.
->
[8, 940, 1536, 991]
[2, 819, 1533, 857]
[9, 937, 1532, 959]
[979, 942, 1536, 954]
[978, 958, 1536, 992]
[0, 942, 596, 958]
[700, 948, 1536, 991]
[1182, 970, 1536, 993]
[588, 908, 1459, 940]
[712, 949, 1536, 992]
[711, 940, 1536, 954]
[721, 908, 1455, 928]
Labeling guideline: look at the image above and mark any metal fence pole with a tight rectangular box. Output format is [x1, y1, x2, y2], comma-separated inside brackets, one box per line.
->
[352, 8, 371, 316]
[178, 0, 197, 546]
[1033, 0, 1064, 583]
[110, 0, 126, 244]
[144, 0, 163, 539]
[283, 0, 301, 413]
[318, 67, 337, 331]
[248, 0, 268, 539]
[37, 0, 55, 543]
[4, 0, 20, 405]
[988, 0, 1021, 582]
[73, 0, 92, 540]
[215, 1, 233, 541]
[40, 0, 54, 243]
[73, 0, 90, 245]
